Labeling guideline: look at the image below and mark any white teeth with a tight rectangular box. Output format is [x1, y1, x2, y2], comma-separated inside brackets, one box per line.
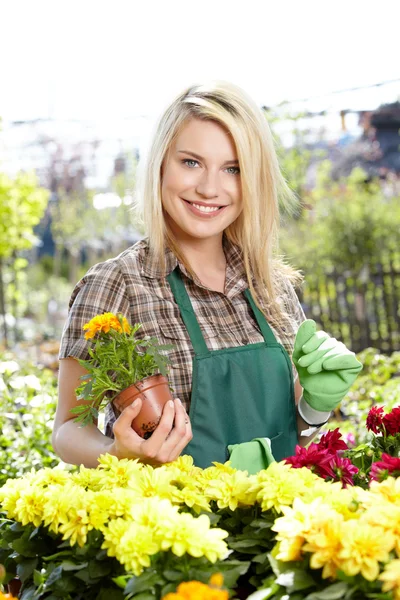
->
[192, 203, 220, 213]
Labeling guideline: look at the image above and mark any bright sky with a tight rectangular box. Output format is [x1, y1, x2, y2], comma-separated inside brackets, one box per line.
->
[1, 0, 399, 124]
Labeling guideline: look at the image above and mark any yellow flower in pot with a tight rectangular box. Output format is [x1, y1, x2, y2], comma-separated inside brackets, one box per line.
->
[71, 312, 174, 438]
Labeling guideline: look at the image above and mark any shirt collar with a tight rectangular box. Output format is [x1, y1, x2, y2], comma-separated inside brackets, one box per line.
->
[141, 236, 247, 295]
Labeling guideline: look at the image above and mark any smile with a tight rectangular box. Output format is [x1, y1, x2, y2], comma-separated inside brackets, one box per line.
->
[182, 199, 227, 218]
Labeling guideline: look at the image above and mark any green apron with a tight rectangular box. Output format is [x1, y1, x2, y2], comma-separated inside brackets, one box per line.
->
[166, 268, 298, 468]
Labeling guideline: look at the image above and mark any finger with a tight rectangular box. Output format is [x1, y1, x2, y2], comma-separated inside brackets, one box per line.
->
[141, 399, 175, 455]
[297, 337, 338, 367]
[293, 320, 317, 360]
[306, 358, 324, 374]
[322, 353, 362, 371]
[112, 398, 144, 442]
[167, 403, 193, 462]
[305, 342, 347, 374]
[159, 399, 189, 461]
[301, 331, 330, 354]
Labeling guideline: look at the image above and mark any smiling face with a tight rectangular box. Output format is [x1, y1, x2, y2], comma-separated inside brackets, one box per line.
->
[161, 118, 242, 245]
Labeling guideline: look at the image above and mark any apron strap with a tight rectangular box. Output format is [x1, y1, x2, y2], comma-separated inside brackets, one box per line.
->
[244, 289, 277, 344]
[167, 268, 210, 356]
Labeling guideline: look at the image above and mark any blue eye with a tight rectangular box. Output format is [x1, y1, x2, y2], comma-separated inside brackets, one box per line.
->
[182, 159, 199, 168]
[226, 166, 240, 175]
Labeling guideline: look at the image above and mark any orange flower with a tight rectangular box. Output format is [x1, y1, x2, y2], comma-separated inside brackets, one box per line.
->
[83, 313, 131, 339]
[0, 593, 18, 600]
[162, 576, 228, 600]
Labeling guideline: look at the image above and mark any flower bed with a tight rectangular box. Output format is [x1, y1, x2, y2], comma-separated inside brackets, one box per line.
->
[1, 447, 400, 599]
[0, 353, 59, 487]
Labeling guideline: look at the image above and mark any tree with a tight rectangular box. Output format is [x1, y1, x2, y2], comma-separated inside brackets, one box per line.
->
[0, 171, 49, 346]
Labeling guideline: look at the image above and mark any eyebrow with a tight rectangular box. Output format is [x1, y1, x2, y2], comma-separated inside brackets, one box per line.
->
[177, 150, 239, 165]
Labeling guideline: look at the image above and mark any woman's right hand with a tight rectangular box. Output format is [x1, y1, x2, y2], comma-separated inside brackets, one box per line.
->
[110, 397, 193, 464]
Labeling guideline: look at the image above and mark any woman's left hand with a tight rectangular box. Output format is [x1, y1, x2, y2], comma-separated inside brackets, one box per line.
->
[293, 319, 363, 412]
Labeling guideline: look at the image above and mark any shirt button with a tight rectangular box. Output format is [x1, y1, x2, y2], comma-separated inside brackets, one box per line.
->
[241, 338, 248, 345]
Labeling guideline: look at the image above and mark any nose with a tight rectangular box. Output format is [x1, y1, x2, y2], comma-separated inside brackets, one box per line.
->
[195, 169, 219, 199]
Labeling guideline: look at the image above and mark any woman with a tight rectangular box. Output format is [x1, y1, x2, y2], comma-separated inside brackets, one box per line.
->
[53, 81, 362, 470]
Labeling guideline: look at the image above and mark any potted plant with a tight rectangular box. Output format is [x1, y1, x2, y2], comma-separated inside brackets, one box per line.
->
[71, 312, 174, 438]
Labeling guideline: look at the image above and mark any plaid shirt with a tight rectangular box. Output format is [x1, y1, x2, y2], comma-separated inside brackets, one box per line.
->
[59, 238, 305, 436]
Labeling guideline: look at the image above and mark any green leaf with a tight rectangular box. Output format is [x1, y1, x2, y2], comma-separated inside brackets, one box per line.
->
[163, 569, 184, 581]
[125, 570, 161, 595]
[88, 558, 112, 579]
[276, 568, 315, 593]
[16, 557, 38, 582]
[45, 564, 63, 586]
[160, 582, 177, 597]
[305, 582, 350, 600]
[97, 588, 126, 600]
[131, 594, 156, 600]
[60, 560, 88, 571]
[252, 552, 269, 564]
[33, 569, 44, 586]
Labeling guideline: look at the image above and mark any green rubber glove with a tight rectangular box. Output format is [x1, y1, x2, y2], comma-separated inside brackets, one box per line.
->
[293, 320, 363, 412]
[227, 438, 275, 475]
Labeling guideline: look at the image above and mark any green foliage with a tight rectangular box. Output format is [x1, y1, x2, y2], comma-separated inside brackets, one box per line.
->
[324, 347, 400, 446]
[250, 550, 391, 600]
[280, 164, 400, 275]
[0, 521, 244, 599]
[74, 319, 174, 426]
[0, 353, 60, 486]
[0, 172, 49, 259]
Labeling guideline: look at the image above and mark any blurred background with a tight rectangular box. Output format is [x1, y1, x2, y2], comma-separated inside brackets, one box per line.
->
[0, 0, 399, 366]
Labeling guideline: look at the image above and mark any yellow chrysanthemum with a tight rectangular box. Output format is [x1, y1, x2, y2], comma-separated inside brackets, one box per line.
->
[203, 470, 258, 510]
[97, 453, 143, 488]
[56, 487, 93, 547]
[251, 462, 316, 513]
[31, 467, 71, 488]
[134, 465, 177, 499]
[83, 312, 131, 339]
[14, 486, 46, 527]
[41, 483, 77, 533]
[337, 520, 395, 581]
[363, 503, 400, 557]
[201, 462, 238, 480]
[72, 466, 109, 491]
[276, 536, 304, 562]
[0, 478, 26, 519]
[104, 520, 160, 576]
[368, 477, 400, 505]
[129, 497, 180, 534]
[304, 514, 344, 579]
[0, 592, 18, 600]
[171, 484, 211, 513]
[379, 559, 400, 600]
[160, 513, 228, 563]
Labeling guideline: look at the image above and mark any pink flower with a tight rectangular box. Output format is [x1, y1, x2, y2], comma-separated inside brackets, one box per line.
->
[318, 428, 348, 452]
[383, 407, 400, 436]
[366, 406, 385, 434]
[344, 432, 356, 447]
[330, 454, 358, 487]
[285, 444, 335, 479]
[370, 453, 400, 482]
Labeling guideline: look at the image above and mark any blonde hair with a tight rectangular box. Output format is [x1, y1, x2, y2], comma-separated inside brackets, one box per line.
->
[136, 81, 301, 324]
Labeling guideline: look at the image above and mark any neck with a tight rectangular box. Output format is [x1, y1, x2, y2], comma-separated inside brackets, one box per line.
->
[177, 235, 226, 275]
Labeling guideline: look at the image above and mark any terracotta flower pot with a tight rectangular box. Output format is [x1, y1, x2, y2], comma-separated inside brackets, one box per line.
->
[113, 374, 174, 439]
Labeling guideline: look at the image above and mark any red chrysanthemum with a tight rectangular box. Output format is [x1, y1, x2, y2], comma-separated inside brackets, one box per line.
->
[370, 453, 400, 482]
[330, 453, 358, 487]
[382, 407, 400, 436]
[318, 428, 348, 452]
[366, 405, 385, 434]
[285, 444, 335, 479]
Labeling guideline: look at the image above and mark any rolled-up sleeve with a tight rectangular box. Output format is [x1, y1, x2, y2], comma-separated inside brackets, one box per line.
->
[58, 260, 130, 361]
